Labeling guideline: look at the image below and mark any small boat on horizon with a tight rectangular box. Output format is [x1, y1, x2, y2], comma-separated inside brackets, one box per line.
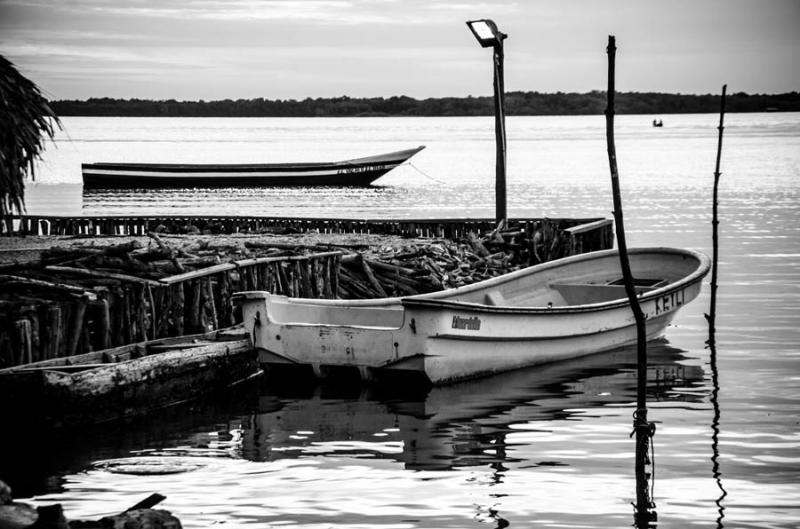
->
[81, 145, 425, 189]
[235, 247, 710, 385]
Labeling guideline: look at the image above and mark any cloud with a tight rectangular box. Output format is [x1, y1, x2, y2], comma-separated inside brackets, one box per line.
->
[2, 0, 798, 99]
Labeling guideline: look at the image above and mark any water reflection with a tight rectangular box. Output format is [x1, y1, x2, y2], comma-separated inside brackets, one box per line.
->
[242, 340, 704, 471]
[80, 185, 421, 219]
[2, 341, 704, 491]
[708, 339, 728, 528]
[1, 341, 709, 526]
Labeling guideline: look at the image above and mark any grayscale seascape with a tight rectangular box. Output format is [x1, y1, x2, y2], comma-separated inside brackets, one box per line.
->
[5, 113, 798, 528]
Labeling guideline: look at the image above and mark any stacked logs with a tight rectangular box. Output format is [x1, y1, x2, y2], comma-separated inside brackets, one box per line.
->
[332, 222, 564, 298]
[0, 236, 342, 368]
[0, 220, 589, 367]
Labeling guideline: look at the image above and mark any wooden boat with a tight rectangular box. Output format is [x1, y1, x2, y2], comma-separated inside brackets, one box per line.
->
[234, 247, 710, 384]
[0, 327, 261, 427]
[81, 146, 425, 188]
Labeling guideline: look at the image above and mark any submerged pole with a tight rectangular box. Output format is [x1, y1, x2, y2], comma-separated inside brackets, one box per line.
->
[706, 84, 727, 346]
[705, 84, 729, 528]
[604, 35, 655, 527]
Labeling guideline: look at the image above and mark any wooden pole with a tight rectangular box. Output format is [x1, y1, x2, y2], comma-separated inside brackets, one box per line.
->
[360, 256, 388, 298]
[605, 35, 655, 528]
[96, 297, 111, 350]
[219, 270, 233, 327]
[706, 84, 727, 346]
[67, 296, 88, 356]
[332, 254, 340, 299]
[703, 85, 729, 527]
[174, 283, 185, 336]
[14, 319, 32, 365]
[45, 305, 62, 359]
[121, 286, 132, 344]
[146, 284, 157, 340]
[186, 279, 201, 334]
[206, 278, 218, 330]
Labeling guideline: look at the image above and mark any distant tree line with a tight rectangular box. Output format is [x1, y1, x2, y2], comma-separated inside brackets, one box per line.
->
[50, 91, 800, 117]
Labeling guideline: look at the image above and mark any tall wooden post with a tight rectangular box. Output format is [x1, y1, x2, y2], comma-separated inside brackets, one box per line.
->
[706, 85, 727, 346]
[604, 35, 655, 527]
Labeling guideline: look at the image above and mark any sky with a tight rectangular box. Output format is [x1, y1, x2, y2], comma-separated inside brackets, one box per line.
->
[1, 0, 798, 101]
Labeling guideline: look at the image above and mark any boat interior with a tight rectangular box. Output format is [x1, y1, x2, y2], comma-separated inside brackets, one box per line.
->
[266, 295, 406, 329]
[257, 249, 703, 327]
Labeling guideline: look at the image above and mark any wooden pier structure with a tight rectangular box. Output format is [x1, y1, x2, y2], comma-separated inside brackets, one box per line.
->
[10, 214, 611, 246]
[1, 215, 613, 368]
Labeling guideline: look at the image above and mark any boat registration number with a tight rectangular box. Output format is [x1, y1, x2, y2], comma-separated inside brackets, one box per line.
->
[651, 288, 686, 316]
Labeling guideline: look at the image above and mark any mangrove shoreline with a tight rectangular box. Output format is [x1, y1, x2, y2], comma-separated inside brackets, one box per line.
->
[50, 91, 800, 118]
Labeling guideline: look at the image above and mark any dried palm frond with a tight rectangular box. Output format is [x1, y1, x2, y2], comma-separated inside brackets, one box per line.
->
[0, 55, 61, 230]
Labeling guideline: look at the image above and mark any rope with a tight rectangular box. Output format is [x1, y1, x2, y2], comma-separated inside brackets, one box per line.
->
[649, 424, 656, 503]
[402, 161, 448, 185]
[631, 409, 658, 511]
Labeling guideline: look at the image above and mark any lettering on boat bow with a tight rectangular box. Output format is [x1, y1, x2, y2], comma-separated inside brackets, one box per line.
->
[337, 164, 386, 174]
[451, 315, 481, 331]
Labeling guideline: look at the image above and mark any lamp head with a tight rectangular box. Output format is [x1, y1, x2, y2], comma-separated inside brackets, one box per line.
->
[466, 19, 507, 48]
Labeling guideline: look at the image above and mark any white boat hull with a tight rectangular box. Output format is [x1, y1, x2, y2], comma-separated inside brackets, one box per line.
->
[235, 247, 709, 384]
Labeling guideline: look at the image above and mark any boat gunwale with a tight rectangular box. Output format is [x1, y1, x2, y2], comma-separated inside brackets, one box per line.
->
[240, 247, 709, 313]
[401, 247, 710, 315]
[234, 248, 709, 333]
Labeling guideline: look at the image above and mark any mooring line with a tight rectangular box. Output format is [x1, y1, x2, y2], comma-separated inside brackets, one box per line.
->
[403, 161, 448, 185]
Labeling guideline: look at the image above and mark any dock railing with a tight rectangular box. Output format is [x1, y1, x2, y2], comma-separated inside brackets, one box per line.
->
[8, 214, 611, 241]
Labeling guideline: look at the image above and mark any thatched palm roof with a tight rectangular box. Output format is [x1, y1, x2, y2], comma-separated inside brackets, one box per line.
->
[0, 55, 60, 230]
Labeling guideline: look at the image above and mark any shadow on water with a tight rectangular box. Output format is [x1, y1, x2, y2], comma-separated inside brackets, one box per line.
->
[0, 378, 263, 498]
[0, 340, 706, 505]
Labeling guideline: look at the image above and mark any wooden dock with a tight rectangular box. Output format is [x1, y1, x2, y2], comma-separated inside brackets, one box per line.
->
[1, 215, 613, 368]
[9, 213, 609, 242]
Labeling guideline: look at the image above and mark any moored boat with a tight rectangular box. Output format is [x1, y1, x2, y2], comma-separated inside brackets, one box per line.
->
[0, 327, 261, 427]
[81, 146, 425, 188]
[234, 247, 710, 384]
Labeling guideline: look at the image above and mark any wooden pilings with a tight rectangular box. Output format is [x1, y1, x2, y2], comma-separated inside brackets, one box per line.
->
[0, 251, 342, 368]
[7, 214, 610, 243]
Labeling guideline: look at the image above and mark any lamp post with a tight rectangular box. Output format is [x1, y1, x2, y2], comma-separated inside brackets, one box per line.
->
[466, 19, 508, 224]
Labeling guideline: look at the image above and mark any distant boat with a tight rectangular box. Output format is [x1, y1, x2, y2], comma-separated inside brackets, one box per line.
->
[652, 119, 664, 127]
[81, 146, 425, 188]
[235, 247, 710, 384]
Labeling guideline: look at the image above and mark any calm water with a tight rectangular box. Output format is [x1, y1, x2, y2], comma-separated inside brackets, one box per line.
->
[6, 114, 800, 528]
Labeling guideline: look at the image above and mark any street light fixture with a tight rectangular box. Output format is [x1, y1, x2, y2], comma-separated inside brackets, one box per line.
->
[466, 19, 508, 224]
[466, 19, 506, 48]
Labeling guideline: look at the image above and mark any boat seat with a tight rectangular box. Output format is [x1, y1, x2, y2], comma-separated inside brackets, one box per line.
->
[550, 280, 665, 305]
[483, 291, 504, 306]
